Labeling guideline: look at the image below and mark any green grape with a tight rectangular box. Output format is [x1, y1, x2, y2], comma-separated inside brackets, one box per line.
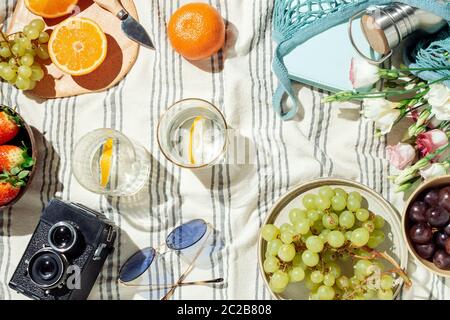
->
[30, 19, 46, 33]
[267, 239, 283, 256]
[323, 273, 335, 287]
[327, 230, 345, 248]
[339, 210, 355, 229]
[269, 280, 285, 294]
[317, 285, 335, 300]
[15, 76, 30, 90]
[336, 275, 350, 289]
[311, 219, 324, 234]
[38, 32, 50, 44]
[331, 195, 346, 211]
[8, 57, 17, 67]
[347, 197, 361, 212]
[322, 213, 339, 230]
[305, 277, 320, 291]
[278, 244, 296, 262]
[280, 230, 295, 244]
[362, 220, 375, 233]
[3, 66, 16, 81]
[292, 253, 304, 268]
[36, 45, 50, 60]
[280, 223, 294, 233]
[310, 270, 324, 284]
[302, 250, 319, 267]
[354, 259, 373, 277]
[294, 218, 311, 235]
[20, 54, 34, 67]
[30, 65, 44, 81]
[25, 48, 36, 57]
[0, 46, 11, 58]
[289, 208, 307, 224]
[29, 79, 37, 90]
[263, 256, 280, 273]
[315, 195, 331, 210]
[289, 267, 305, 282]
[345, 231, 353, 241]
[339, 252, 350, 262]
[334, 188, 348, 199]
[300, 231, 312, 243]
[12, 43, 25, 56]
[351, 228, 370, 247]
[319, 229, 330, 242]
[24, 26, 40, 40]
[322, 250, 337, 263]
[0, 61, 7, 72]
[377, 288, 393, 300]
[305, 235, 324, 253]
[18, 37, 32, 50]
[350, 276, 360, 288]
[325, 262, 341, 278]
[318, 186, 335, 199]
[18, 65, 32, 79]
[380, 275, 394, 290]
[270, 270, 289, 290]
[303, 194, 317, 210]
[374, 215, 385, 229]
[355, 208, 370, 221]
[261, 224, 280, 241]
[348, 191, 363, 202]
[307, 210, 320, 222]
[363, 289, 376, 300]
[309, 290, 319, 300]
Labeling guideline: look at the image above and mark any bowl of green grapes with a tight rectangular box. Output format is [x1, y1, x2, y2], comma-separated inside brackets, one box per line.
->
[258, 178, 410, 300]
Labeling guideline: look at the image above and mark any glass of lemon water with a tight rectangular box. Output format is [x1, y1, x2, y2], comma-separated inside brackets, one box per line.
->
[157, 99, 228, 169]
[72, 129, 151, 196]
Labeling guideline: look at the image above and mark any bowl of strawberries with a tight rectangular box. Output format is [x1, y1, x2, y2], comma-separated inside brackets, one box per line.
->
[0, 105, 36, 209]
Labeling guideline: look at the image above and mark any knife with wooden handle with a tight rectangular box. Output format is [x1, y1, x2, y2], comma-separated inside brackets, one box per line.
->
[93, 0, 154, 49]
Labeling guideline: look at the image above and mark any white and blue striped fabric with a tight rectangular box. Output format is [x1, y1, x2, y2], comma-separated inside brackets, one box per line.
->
[0, 0, 448, 300]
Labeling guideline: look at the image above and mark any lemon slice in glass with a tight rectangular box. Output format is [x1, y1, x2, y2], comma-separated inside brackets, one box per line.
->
[100, 138, 114, 187]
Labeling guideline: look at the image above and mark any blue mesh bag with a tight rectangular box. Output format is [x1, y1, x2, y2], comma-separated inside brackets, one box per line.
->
[272, 0, 450, 120]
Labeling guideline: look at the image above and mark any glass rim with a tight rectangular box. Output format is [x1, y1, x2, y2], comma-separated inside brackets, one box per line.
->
[156, 98, 229, 169]
[165, 219, 209, 250]
[71, 128, 137, 196]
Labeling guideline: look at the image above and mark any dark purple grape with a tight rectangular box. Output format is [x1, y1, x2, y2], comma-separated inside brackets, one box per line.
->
[424, 189, 440, 206]
[445, 222, 450, 236]
[410, 223, 433, 244]
[446, 239, 450, 255]
[435, 231, 449, 247]
[408, 201, 428, 223]
[415, 243, 436, 260]
[438, 187, 450, 211]
[433, 250, 450, 270]
[426, 206, 449, 228]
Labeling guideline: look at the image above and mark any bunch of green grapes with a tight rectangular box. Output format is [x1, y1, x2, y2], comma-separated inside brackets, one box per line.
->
[0, 19, 49, 91]
[261, 186, 402, 300]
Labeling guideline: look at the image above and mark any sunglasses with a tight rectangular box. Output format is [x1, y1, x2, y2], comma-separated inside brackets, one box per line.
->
[119, 219, 223, 300]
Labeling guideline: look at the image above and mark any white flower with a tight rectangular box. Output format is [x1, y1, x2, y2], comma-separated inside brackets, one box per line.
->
[420, 163, 448, 180]
[350, 58, 380, 89]
[362, 98, 401, 134]
[426, 83, 450, 121]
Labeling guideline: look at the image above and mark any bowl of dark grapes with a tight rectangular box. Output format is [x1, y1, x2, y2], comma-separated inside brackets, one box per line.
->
[258, 178, 410, 300]
[403, 176, 450, 277]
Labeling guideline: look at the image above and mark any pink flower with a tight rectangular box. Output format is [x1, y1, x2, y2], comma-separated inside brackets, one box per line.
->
[416, 129, 448, 157]
[349, 58, 380, 89]
[386, 143, 416, 170]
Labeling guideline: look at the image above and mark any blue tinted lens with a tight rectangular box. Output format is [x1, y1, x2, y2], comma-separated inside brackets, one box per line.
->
[166, 219, 207, 250]
[119, 247, 156, 283]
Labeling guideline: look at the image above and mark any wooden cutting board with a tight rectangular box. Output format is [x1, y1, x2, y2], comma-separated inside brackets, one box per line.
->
[7, 0, 140, 99]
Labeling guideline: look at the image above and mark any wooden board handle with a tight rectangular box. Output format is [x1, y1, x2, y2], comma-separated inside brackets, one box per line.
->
[93, 0, 125, 17]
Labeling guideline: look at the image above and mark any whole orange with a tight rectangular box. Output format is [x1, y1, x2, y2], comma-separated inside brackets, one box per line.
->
[168, 3, 225, 61]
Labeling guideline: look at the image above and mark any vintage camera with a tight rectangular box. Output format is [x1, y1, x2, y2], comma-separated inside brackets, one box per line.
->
[9, 199, 116, 300]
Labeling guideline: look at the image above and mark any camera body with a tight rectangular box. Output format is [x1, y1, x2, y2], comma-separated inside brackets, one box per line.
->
[9, 199, 116, 300]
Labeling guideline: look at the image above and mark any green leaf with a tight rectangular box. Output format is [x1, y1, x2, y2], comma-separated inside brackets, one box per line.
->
[18, 170, 29, 179]
[10, 167, 20, 175]
[22, 158, 34, 168]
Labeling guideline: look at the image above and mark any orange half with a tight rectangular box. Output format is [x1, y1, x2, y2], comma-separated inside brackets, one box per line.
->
[25, 0, 79, 19]
[49, 17, 108, 76]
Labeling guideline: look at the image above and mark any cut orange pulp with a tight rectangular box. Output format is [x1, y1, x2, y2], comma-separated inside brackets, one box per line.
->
[25, 0, 79, 19]
[49, 17, 108, 76]
[189, 116, 204, 165]
[100, 138, 113, 188]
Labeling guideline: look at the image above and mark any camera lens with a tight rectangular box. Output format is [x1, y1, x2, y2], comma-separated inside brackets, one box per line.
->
[28, 249, 67, 289]
[48, 222, 78, 253]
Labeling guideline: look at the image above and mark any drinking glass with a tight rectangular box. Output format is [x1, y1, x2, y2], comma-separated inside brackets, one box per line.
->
[72, 129, 151, 197]
[157, 98, 228, 169]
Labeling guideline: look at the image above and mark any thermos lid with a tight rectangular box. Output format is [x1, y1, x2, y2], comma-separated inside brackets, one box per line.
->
[361, 14, 391, 55]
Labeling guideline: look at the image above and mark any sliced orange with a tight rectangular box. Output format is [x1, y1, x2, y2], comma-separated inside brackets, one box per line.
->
[49, 17, 108, 76]
[25, 0, 79, 19]
[100, 138, 114, 188]
[189, 116, 204, 165]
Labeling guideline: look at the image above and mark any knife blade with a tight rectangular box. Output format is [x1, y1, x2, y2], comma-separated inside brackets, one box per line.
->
[94, 0, 154, 49]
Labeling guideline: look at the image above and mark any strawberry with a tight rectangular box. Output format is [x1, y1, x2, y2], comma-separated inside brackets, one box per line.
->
[0, 145, 34, 172]
[0, 182, 21, 206]
[0, 169, 29, 206]
[0, 108, 21, 145]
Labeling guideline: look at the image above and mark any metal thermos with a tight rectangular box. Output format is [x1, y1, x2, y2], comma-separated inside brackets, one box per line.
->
[360, 3, 447, 55]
